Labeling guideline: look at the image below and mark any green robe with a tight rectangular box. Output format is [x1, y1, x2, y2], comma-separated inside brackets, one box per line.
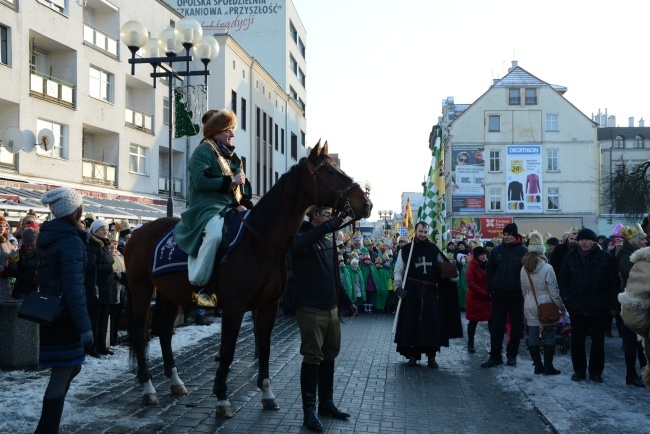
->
[343, 266, 366, 302]
[173, 140, 250, 256]
[457, 263, 468, 310]
[374, 266, 391, 310]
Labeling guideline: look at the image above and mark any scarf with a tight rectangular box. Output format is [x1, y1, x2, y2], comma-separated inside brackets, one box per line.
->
[214, 140, 234, 158]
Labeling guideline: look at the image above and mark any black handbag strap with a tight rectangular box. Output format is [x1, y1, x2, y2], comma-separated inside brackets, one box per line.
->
[526, 271, 541, 307]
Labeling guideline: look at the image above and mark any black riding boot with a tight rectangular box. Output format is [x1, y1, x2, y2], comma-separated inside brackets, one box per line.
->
[301, 362, 323, 432]
[467, 321, 477, 353]
[318, 359, 351, 419]
[34, 395, 65, 434]
[543, 345, 561, 375]
[528, 345, 544, 374]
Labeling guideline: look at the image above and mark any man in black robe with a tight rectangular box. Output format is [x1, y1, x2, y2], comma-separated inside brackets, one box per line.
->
[393, 221, 463, 367]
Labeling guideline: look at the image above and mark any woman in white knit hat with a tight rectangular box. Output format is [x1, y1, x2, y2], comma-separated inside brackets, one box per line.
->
[35, 187, 94, 432]
[520, 231, 565, 376]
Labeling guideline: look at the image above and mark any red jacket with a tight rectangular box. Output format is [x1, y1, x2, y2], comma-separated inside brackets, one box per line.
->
[465, 257, 492, 322]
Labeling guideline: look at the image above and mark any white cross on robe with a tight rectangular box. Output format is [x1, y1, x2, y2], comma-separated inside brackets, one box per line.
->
[414, 256, 433, 274]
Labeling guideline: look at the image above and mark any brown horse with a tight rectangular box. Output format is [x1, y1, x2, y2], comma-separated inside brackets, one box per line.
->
[124, 141, 372, 417]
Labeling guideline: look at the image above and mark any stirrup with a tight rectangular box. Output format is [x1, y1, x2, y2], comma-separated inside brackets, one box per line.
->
[192, 288, 218, 307]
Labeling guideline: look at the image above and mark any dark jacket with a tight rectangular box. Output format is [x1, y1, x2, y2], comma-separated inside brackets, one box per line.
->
[558, 245, 621, 316]
[486, 237, 527, 295]
[37, 219, 91, 334]
[85, 235, 118, 305]
[291, 220, 353, 311]
[615, 240, 638, 286]
[9, 249, 40, 297]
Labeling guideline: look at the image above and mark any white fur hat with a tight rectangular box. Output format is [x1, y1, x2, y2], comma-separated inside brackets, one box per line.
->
[41, 188, 83, 218]
[527, 231, 546, 255]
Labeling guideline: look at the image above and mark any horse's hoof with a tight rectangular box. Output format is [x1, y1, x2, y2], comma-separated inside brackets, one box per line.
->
[170, 384, 188, 395]
[141, 393, 159, 405]
[261, 398, 280, 411]
[215, 403, 234, 418]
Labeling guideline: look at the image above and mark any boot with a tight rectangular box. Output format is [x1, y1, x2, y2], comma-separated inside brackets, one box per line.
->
[528, 345, 544, 375]
[467, 322, 477, 353]
[543, 345, 561, 375]
[318, 360, 350, 419]
[301, 363, 323, 432]
[35, 395, 65, 434]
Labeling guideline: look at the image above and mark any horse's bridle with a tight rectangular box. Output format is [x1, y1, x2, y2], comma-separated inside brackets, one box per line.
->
[305, 158, 360, 219]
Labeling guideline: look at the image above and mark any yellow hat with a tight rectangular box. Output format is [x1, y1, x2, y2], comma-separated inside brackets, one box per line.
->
[621, 224, 645, 241]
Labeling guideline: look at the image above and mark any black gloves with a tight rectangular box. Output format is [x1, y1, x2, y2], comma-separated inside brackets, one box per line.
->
[80, 330, 94, 347]
[395, 286, 407, 299]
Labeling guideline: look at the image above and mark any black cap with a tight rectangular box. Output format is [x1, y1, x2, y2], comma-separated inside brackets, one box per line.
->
[576, 228, 598, 242]
[472, 246, 487, 257]
[546, 237, 559, 246]
[503, 223, 518, 236]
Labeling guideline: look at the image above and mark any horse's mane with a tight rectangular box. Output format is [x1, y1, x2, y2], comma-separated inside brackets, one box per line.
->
[245, 161, 303, 234]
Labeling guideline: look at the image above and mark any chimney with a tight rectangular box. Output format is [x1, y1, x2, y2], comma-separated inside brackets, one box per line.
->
[629, 117, 635, 127]
[640, 118, 645, 127]
[608, 115, 617, 127]
[508, 60, 518, 72]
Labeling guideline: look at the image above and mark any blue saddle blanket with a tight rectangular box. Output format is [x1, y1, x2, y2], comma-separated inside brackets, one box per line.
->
[150, 210, 250, 279]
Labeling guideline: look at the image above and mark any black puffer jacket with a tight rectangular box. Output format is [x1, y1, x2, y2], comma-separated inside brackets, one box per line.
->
[37, 219, 91, 334]
[85, 235, 117, 305]
[558, 245, 620, 316]
[486, 237, 528, 295]
[292, 220, 353, 311]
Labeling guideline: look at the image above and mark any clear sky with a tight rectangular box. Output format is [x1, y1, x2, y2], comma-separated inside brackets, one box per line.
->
[292, 0, 650, 220]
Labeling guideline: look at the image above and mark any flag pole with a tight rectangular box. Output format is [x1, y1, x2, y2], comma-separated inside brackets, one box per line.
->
[392, 235, 415, 336]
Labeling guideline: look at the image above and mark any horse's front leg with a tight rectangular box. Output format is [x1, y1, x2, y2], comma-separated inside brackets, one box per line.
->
[159, 300, 187, 396]
[213, 306, 245, 418]
[255, 302, 280, 411]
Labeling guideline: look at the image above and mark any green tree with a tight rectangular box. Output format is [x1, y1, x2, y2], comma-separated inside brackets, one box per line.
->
[601, 157, 650, 223]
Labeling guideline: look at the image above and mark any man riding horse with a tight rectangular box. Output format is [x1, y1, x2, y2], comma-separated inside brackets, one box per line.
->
[173, 109, 253, 290]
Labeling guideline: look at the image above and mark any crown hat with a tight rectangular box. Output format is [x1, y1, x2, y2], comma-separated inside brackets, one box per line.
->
[621, 224, 645, 241]
[569, 226, 581, 235]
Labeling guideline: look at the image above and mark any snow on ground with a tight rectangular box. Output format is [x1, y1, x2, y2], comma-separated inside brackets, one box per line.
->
[0, 321, 221, 434]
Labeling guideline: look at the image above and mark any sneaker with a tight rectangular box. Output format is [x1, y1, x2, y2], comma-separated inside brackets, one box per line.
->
[481, 358, 503, 368]
[506, 357, 517, 367]
[571, 373, 586, 381]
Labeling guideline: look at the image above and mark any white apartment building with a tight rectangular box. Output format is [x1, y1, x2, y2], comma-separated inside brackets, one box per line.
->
[440, 62, 599, 238]
[0, 0, 307, 224]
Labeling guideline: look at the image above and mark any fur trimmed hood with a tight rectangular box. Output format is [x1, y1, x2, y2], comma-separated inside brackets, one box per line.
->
[630, 246, 650, 264]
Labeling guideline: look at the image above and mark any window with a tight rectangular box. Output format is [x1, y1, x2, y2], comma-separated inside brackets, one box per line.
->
[241, 98, 247, 131]
[274, 124, 278, 151]
[36, 119, 65, 159]
[301, 130, 306, 147]
[38, 0, 66, 14]
[269, 117, 273, 148]
[488, 115, 500, 132]
[297, 38, 306, 58]
[289, 21, 297, 43]
[298, 68, 306, 87]
[290, 132, 298, 160]
[634, 135, 645, 148]
[614, 135, 625, 149]
[489, 188, 502, 211]
[89, 66, 113, 102]
[129, 144, 147, 175]
[509, 89, 520, 105]
[546, 114, 559, 131]
[547, 187, 560, 210]
[290, 55, 297, 75]
[489, 149, 500, 172]
[1, 25, 9, 66]
[525, 88, 537, 105]
[289, 86, 298, 100]
[281, 128, 285, 154]
[162, 98, 169, 125]
[547, 149, 559, 172]
[231, 90, 237, 114]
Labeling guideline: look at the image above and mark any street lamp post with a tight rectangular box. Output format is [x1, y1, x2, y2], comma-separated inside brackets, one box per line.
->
[120, 18, 220, 217]
[378, 209, 393, 237]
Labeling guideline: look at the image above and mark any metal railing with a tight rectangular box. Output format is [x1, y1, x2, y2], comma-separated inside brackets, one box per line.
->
[125, 107, 154, 133]
[29, 70, 75, 108]
[83, 23, 119, 58]
[158, 177, 184, 198]
[82, 158, 117, 187]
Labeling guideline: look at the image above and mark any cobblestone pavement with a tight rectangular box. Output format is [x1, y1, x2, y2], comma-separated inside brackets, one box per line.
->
[59, 312, 648, 434]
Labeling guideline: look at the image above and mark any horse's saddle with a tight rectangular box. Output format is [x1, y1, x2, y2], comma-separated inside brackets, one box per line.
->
[150, 209, 250, 280]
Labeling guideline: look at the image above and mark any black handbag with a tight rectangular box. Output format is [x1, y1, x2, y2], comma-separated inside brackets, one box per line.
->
[17, 290, 64, 325]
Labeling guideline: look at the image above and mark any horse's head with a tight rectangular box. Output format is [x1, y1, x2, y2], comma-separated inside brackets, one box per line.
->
[303, 140, 372, 220]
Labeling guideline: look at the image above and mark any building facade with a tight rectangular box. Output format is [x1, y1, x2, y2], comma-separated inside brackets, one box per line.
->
[0, 0, 307, 223]
[440, 62, 599, 239]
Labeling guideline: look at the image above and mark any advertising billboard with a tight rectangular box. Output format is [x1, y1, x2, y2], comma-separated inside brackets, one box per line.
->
[451, 217, 513, 241]
[451, 145, 485, 212]
[505, 145, 543, 213]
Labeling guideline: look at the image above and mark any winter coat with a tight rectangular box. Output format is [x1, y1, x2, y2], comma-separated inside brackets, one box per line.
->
[85, 235, 117, 305]
[465, 257, 491, 322]
[9, 248, 39, 297]
[558, 245, 620, 316]
[618, 246, 650, 339]
[342, 265, 366, 302]
[521, 256, 565, 326]
[0, 239, 16, 302]
[486, 237, 528, 295]
[615, 239, 638, 286]
[36, 219, 91, 334]
[173, 140, 252, 257]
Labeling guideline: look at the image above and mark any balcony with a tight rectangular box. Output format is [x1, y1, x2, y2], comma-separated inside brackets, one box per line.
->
[509, 97, 520, 105]
[125, 107, 154, 134]
[83, 23, 119, 59]
[525, 96, 537, 105]
[29, 70, 75, 109]
[159, 177, 184, 198]
[82, 159, 116, 187]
